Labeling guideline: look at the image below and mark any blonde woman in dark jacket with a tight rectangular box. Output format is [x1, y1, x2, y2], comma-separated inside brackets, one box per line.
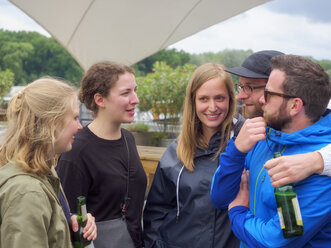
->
[143, 63, 244, 248]
[0, 78, 97, 248]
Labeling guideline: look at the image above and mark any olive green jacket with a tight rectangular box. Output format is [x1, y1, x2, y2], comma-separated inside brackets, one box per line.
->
[0, 162, 72, 248]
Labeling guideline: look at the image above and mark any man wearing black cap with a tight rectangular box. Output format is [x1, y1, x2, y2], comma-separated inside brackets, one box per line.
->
[227, 50, 284, 119]
[225, 50, 331, 186]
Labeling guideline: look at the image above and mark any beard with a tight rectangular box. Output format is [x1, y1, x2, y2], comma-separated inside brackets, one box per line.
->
[248, 106, 263, 119]
[243, 102, 264, 119]
[264, 102, 291, 131]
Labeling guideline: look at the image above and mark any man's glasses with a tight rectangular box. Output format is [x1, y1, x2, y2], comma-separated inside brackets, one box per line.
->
[236, 84, 266, 95]
[264, 89, 298, 103]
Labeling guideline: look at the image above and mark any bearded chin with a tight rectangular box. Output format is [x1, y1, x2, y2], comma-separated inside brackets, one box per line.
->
[267, 116, 291, 131]
[264, 100, 292, 131]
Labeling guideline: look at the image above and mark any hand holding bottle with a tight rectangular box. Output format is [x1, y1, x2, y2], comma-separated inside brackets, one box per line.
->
[71, 213, 97, 241]
[71, 196, 97, 247]
[264, 151, 324, 187]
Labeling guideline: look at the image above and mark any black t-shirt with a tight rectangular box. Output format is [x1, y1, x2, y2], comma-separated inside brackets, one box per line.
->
[56, 127, 147, 247]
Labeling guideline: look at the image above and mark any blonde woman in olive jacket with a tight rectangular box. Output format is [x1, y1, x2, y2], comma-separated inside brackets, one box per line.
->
[0, 78, 97, 247]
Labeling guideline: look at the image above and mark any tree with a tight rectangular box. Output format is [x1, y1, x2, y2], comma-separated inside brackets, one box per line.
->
[0, 68, 14, 103]
[189, 49, 253, 85]
[315, 59, 331, 80]
[0, 30, 83, 86]
[134, 48, 191, 75]
[137, 61, 196, 133]
[0, 41, 34, 84]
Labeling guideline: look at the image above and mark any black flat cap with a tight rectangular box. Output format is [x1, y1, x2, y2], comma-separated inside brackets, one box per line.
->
[226, 50, 285, 79]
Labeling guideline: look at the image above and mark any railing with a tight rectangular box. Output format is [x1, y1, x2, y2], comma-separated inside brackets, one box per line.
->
[0, 109, 7, 121]
[136, 145, 166, 189]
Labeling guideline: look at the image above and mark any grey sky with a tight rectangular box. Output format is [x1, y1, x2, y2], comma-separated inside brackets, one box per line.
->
[267, 0, 331, 23]
[170, 0, 331, 60]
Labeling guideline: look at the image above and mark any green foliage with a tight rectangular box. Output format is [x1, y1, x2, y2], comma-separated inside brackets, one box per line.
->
[188, 49, 252, 67]
[315, 59, 331, 80]
[0, 29, 83, 86]
[137, 61, 196, 133]
[1, 28, 330, 89]
[134, 48, 190, 75]
[151, 132, 169, 146]
[124, 123, 149, 132]
[0, 42, 34, 84]
[189, 49, 253, 85]
[0, 68, 14, 101]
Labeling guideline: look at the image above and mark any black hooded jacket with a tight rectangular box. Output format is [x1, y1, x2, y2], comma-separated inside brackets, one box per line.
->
[143, 115, 244, 248]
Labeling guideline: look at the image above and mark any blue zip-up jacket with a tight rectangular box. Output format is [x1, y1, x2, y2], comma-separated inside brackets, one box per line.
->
[211, 111, 331, 247]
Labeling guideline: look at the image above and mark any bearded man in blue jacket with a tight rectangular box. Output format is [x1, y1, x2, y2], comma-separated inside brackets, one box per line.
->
[211, 54, 331, 247]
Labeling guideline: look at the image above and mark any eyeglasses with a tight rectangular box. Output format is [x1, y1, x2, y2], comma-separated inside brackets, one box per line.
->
[236, 84, 266, 95]
[264, 89, 298, 103]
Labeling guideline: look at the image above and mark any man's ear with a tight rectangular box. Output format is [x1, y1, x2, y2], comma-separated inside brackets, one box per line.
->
[289, 98, 304, 117]
[94, 93, 105, 108]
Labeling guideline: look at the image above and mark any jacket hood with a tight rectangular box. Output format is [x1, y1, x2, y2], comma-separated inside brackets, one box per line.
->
[175, 115, 245, 220]
[0, 162, 33, 188]
[267, 110, 331, 146]
[0, 162, 60, 192]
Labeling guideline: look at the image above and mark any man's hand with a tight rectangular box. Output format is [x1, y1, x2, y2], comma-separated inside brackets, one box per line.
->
[234, 117, 266, 153]
[71, 213, 97, 241]
[229, 170, 249, 210]
[264, 151, 324, 187]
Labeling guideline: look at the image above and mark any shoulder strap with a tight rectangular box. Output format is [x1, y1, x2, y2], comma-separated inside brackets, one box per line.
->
[120, 130, 131, 218]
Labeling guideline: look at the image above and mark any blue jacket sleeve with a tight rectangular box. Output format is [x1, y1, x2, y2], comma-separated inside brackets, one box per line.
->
[228, 206, 267, 248]
[228, 176, 331, 247]
[211, 138, 247, 209]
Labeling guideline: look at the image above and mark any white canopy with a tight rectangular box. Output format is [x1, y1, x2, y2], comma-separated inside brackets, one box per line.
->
[9, 0, 270, 70]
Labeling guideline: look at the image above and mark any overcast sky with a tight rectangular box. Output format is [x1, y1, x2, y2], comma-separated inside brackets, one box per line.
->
[1, 0, 331, 60]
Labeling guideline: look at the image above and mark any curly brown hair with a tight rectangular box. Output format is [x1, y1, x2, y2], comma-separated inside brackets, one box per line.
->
[79, 61, 134, 115]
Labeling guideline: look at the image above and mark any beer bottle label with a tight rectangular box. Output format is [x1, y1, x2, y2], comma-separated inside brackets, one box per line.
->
[81, 205, 87, 222]
[292, 197, 303, 226]
[277, 207, 285, 229]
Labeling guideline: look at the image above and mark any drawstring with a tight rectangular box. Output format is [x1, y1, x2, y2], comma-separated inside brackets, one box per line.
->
[253, 145, 287, 215]
[174, 119, 240, 222]
[229, 116, 239, 139]
[230, 130, 234, 138]
[176, 165, 185, 223]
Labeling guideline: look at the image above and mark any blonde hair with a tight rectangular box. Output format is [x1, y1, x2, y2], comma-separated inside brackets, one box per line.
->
[0, 77, 76, 175]
[176, 63, 236, 172]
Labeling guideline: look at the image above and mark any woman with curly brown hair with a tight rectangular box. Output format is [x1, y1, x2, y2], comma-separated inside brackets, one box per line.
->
[56, 61, 147, 248]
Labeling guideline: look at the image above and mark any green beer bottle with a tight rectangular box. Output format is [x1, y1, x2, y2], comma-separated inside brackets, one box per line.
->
[273, 152, 304, 238]
[73, 196, 92, 248]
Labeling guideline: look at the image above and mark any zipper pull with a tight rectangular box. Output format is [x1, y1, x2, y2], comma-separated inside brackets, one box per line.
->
[262, 174, 266, 182]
